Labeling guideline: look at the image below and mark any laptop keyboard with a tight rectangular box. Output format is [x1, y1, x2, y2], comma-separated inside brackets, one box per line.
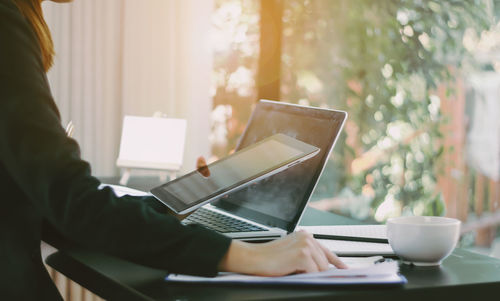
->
[182, 207, 266, 233]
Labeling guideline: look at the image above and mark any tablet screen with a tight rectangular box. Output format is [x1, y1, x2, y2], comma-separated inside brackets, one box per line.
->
[151, 134, 318, 213]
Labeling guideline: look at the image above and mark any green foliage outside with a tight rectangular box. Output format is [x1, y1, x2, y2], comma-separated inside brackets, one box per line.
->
[212, 0, 492, 222]
[281, 0, 490, 222]
[211, 0, 260, 157]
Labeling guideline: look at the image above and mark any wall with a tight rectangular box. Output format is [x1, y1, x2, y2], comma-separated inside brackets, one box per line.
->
[43, 0, 214, 176]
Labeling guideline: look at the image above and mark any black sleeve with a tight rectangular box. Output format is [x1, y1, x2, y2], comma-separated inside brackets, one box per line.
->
[0, 0, 231, 277]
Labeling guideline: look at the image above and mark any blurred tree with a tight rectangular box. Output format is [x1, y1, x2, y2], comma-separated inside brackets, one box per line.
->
[211, 0, 491, 222]
[281, 0, 490, 221]
[211, 0, 260, 157]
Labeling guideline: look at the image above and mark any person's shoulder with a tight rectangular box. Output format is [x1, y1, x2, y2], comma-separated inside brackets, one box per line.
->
[0, 0, 49, 104]
[0, 0, 44, 66]
[0, 0, 31, 32]
[0, 0, 20, 13]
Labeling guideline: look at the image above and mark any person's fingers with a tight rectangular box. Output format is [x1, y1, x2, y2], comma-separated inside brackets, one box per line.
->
[318, 241, 348, 269]
[310, 239, 330, 271]
[298, 252, 319, 274]
[196, 156, 211, 177]
[196, 156, 206, 168]
[294, 231, 326, 272]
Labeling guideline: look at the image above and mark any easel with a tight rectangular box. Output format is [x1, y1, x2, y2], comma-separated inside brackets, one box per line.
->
[118, 168, 177, 186]
[116, 113, 187, 186]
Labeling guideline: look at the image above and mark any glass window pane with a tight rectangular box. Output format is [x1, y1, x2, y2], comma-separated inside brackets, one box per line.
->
[211, 0, 260, 158]
[281, 0, 493, 223]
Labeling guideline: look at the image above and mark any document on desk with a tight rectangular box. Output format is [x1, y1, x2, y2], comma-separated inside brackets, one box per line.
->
[98, 184, 150, 197]
[316, 239, 394, 256]
[296, 225, 394, 256]
[166, 257, 406, 286]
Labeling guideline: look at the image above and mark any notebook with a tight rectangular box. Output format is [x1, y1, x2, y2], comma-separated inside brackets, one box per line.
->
[166, 257, 406, 286]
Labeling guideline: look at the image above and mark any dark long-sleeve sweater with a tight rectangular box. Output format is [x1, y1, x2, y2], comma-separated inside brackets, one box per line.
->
[0, 1, 231, 299]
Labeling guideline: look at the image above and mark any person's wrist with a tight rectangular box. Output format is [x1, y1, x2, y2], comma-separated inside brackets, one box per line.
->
[218, 240, 259, 274]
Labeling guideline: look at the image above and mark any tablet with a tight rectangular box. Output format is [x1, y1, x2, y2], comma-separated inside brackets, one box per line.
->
[150, 134, 320, 214]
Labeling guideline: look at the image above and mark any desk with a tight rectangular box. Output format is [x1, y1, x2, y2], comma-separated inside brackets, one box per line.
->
[46, 206, 500, 301]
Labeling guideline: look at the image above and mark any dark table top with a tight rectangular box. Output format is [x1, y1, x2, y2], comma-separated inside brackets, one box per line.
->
[46, 206, 500, 301]
[45, 178, 500, 300]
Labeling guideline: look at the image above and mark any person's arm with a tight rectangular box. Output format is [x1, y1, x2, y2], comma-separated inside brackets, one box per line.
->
[0, 0, 230, 277]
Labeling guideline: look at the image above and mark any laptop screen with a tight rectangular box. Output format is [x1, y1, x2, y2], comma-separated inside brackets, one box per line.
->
[212, 100, 346, 232]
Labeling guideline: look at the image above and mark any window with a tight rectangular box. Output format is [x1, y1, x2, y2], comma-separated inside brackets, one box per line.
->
[212, 1, 499, 231]
[211, 0, 261, 158]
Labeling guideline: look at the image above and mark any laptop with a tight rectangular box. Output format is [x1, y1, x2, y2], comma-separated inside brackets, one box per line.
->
[182, 99, 347, 241]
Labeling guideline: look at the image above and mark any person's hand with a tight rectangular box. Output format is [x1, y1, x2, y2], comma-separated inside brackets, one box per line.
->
[196, 156, 211, 177]
[218, 231, 347, 276]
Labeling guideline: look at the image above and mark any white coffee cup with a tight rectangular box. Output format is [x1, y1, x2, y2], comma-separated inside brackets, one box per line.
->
[386, 216, 461, 266]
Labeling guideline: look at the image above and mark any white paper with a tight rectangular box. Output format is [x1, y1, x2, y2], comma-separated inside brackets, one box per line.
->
[98, 184, 150, 197]
[296, 225, 388, 239]
[341, 256, 385, 269]
[283, 260, 398, 279]
[296, 225, 394, 256]
[166, 260, 404, 285]
[317, 239, 394, 256]
[167, 273, 404, 285]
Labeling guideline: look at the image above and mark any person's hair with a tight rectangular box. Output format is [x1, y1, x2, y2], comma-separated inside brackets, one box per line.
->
[13, 0, 54, 71]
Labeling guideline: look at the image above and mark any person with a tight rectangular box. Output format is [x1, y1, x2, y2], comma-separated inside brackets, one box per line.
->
[0, 0, 346, 299]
